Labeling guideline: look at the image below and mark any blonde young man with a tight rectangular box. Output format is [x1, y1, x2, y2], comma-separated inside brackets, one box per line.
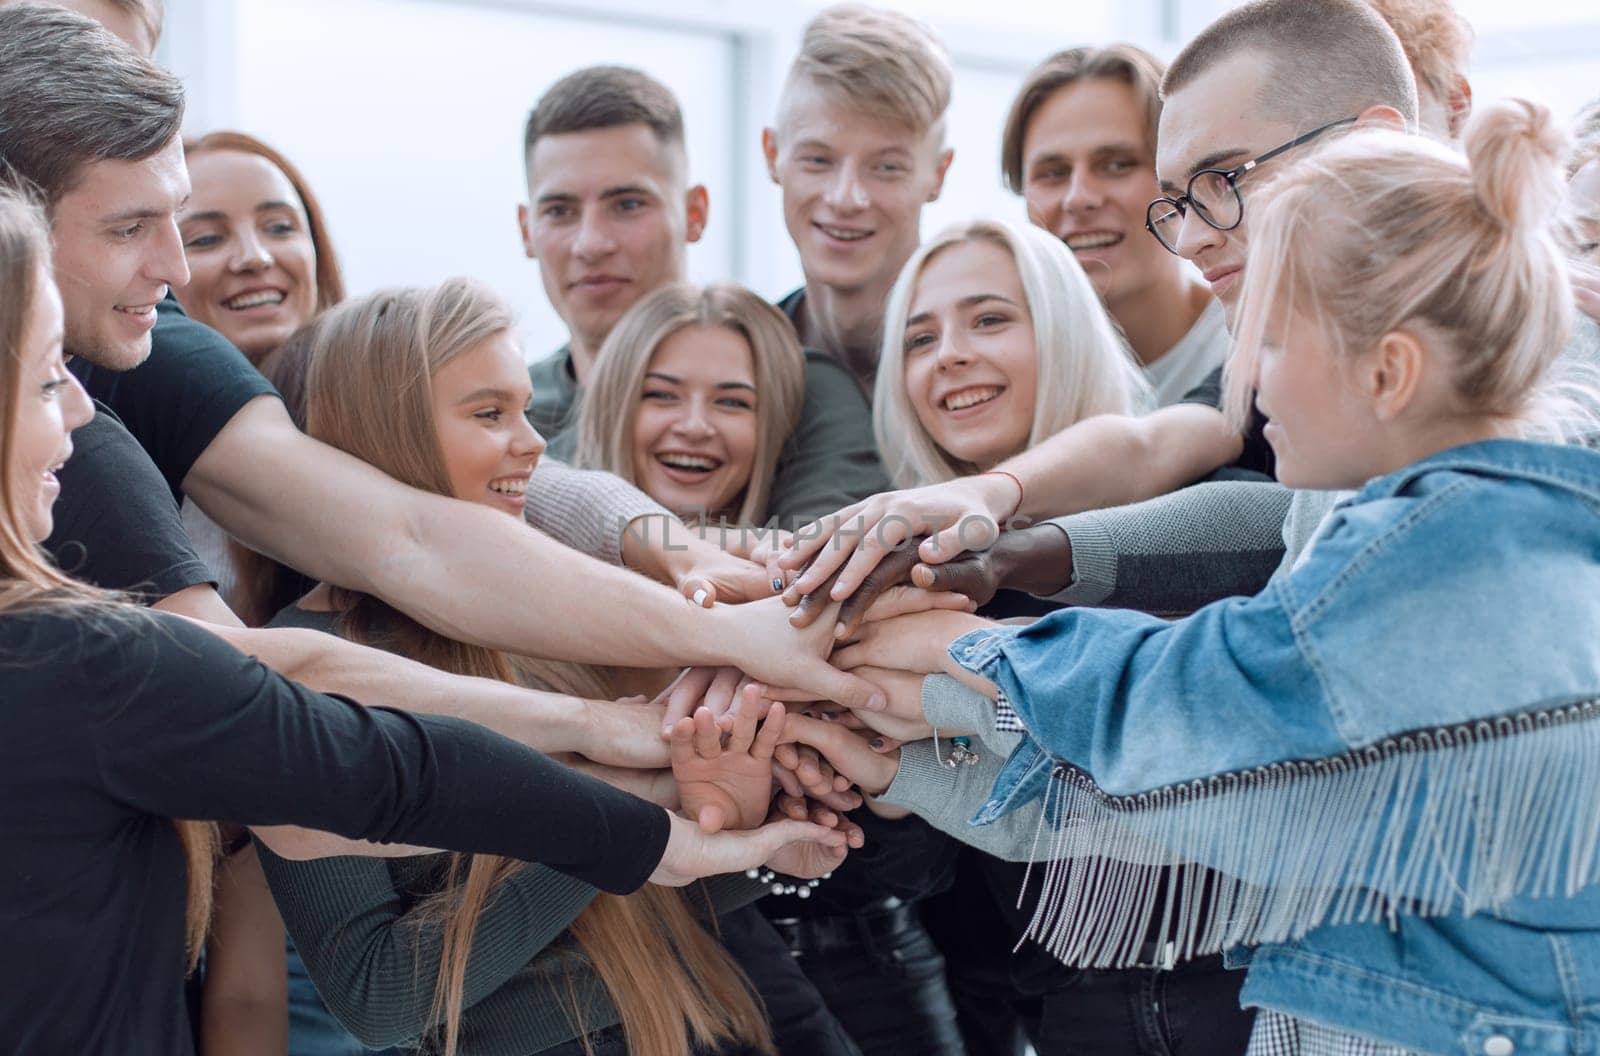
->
[764, 3, 954, 395]
[757, 8, 967, 1056]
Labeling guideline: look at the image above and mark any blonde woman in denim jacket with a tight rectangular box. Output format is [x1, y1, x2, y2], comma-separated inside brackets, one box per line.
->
[800, 102, 1600, 1056]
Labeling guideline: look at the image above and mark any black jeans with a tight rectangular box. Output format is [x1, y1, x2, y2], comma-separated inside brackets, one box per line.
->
[1029, 954, 1255, 1056]
[536, 905, 858, 1056]
[717, 904, 861, 1056]
[771, 899, 966, 1056]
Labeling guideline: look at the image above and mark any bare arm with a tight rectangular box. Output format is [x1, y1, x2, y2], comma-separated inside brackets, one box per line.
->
[199, 844, 288, 1056]
[183, 399, 753, 668]
[784, 404, 1242, 603]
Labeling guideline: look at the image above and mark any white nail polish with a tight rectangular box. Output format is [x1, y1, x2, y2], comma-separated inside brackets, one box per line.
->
[692, 588, 709, 607]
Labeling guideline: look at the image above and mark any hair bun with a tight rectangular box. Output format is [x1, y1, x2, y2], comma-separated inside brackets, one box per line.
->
[1463, 98, 1569, 234]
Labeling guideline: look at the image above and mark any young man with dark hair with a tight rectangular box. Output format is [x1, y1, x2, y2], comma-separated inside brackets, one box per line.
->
[517, 63, 887, 528]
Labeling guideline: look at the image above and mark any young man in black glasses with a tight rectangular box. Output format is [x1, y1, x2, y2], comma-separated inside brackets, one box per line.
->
[782, 0, 1420, 629]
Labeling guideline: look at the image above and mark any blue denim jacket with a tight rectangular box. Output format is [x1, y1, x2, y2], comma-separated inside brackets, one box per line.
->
[951, 439, 1600, 1055]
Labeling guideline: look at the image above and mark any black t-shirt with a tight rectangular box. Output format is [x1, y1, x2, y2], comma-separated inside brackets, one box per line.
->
[1179, 365, 1276, 478]
[0, 604, 669, 1055]
[44, 403, 214, 602]
[68, 294, 280, 503]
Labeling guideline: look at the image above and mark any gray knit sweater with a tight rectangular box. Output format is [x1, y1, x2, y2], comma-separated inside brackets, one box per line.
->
[258, 604, 762, 1054]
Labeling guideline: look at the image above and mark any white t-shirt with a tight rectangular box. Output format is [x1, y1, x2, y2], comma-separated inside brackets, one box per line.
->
[1143, 298, 1229, 407]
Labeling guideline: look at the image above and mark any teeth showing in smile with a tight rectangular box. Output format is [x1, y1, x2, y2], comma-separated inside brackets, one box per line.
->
[224, 290, 286, 310]
[489, 479, 527, 497]
[658, 453, 720, 472]
[943, 386, 1003, 411]
[116, 303, 158, 316]
[1065, 231, 1122, 250]
[819, 225, 870, 242]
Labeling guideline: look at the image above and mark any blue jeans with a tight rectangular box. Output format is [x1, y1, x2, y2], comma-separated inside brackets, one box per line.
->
[287, 937, 402, 1056]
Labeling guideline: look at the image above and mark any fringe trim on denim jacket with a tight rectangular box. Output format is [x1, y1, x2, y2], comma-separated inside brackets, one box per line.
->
[1017, 697, 1600, 968]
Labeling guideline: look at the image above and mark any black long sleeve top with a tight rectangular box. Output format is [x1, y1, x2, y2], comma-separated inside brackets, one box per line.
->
[0, 604, 668, 1055]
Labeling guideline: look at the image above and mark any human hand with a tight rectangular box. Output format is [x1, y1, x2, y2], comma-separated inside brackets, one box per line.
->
[650, 811, 847, 887]
[909, 523, 1074, 605]
[769, 744, 864, 813]
[777, 474, 1022, 605]
[624, 514, 778, 606]
[822, 667, 933, 742]
[786, 541, 975, 641]
[832, 610, 993, 680]
[671, 688, 786, 833]
[712, 594, 887, 712]
[779, 713, 901, 797]
[654, 666, 750, 737]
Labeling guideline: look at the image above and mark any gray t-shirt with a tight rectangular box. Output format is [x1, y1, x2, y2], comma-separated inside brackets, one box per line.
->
[1143, 298, 1229, 407]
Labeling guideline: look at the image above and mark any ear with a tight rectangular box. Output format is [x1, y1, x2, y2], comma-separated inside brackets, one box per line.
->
[928, 148, 955, 203]
[1447, 76, 1474, 140]
[761, 127, 781, 184]
[685, 184, 709, 244]
[1354, 103, 1408, 134]
[517, 203, 536, 261]
[1363, 329, 1426, 421]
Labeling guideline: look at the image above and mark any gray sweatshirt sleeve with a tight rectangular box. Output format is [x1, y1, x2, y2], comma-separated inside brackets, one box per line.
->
[523, 457, 670, 567]
[875, 676, 1049, 863]
[1037, 479, 1293, 612]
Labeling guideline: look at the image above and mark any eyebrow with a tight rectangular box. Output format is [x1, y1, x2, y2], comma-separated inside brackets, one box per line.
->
[456, 386, 523, 405]
[536, 184, 656, 206]
[1159, 147, 1251, 194]
[181, 200, 300, 225]
[99, 207, 167, 225]
[645, 371, 757, 392]
[905, 293, 1020, 328]
[1033, 142, 1146, 166]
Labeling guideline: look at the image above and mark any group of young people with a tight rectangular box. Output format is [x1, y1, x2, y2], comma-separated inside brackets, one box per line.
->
[2, 0, 1598, 1054]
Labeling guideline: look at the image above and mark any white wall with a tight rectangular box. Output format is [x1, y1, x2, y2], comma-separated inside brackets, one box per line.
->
[160, 0, 1600, 360]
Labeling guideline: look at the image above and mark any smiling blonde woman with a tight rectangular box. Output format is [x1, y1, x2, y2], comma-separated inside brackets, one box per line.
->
[874, 218, 1150, 488]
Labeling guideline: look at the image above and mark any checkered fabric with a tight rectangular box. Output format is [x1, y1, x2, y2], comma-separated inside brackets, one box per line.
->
[1247, 1012, 1422, 1056]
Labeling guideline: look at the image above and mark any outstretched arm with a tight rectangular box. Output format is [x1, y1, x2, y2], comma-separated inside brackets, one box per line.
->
[183, 399, 879, 706]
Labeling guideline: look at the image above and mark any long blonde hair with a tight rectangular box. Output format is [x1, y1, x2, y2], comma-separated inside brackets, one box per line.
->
[1227, 99, 1593, 438]
[294, 278, 772, 1056]
[874, 219, 1150, 487]
[574, 282, 806, 526]
[0, 188, 219, 969]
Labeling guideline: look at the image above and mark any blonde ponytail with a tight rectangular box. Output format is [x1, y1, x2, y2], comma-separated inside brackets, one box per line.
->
[1464, 98, 1568, 236]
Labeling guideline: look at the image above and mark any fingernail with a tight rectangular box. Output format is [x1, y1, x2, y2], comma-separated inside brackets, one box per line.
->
[692, 588, 709, 606]
[833, 622, 846, 639]
[869, 738, 884, 750]
[869, 693, 886, 711]
[772, 578, 784, 592]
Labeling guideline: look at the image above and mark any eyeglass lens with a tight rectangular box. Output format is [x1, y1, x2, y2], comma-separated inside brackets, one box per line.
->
[1147, 171, 1244, 251]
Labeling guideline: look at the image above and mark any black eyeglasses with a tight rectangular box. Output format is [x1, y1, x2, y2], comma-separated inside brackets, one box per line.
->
[1144, 117, 1357, 254]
